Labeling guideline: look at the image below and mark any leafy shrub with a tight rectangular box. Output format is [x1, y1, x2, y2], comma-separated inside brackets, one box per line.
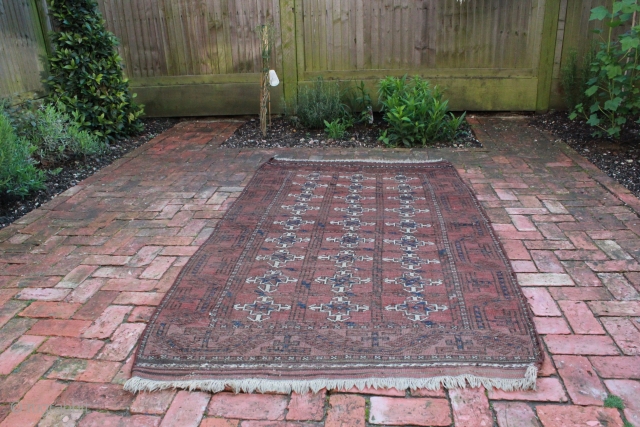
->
[570, 1, 640, 138]
[324, 118, 353, 139]
[0, 113, 45, 197]
[296, 78, 347, 129]
[45, 0, 144, 141]
[378, 75, 466, 147]
[561, 47, 596, 110]
[2, 102, 106, 165]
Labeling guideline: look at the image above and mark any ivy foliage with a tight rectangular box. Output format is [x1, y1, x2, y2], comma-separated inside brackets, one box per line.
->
[570, 0, 640, 138]
[45, 0, 144, 141]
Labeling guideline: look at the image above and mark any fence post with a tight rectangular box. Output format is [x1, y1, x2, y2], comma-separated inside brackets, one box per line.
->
[279, 0, 298, 112]
[536, 0, 562, 113]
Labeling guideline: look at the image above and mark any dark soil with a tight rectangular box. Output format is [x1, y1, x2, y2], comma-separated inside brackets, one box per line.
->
[529, 111, 640, 199]
[221, 114, 481, 149]
[0, 118, 179, 230]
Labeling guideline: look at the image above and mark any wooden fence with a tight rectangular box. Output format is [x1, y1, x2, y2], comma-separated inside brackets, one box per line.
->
[0, 0, 612, 115]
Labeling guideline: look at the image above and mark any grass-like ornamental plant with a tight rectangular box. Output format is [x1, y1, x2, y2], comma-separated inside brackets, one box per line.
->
[296, 78, 347, 129]
[378, 75, 466, 147]
[45, 0, 144, 141]
[0, 113, 45, 197]
[570, 0, 640, 138]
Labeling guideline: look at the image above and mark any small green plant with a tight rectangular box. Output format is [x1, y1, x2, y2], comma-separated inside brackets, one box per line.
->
[324, 118, 353, 139]
[378, 75, 466, 147]
[346, 81, 374, 124]
[604, 395, 625, 410]
[561, 47, 596, 110]
[569, 0, 640, 138]
[0, 113, 45, 197]
[296, 78, 347, 129]
[45, 0, 144, 141]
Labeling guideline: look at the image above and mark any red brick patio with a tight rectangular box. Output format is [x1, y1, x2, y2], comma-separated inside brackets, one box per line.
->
[0, 117, 638, 427]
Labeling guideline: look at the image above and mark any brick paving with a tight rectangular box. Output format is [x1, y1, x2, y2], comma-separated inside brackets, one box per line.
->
[0, 117, 639, 426]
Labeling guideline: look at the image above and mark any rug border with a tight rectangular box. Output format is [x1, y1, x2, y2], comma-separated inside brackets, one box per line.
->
[125, 157, 544, 394]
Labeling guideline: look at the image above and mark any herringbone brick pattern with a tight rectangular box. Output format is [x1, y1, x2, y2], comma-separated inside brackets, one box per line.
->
[0, 117, 637, 426]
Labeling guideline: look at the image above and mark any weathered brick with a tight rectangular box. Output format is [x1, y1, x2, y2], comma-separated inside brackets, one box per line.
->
[28, 319, 91, 337]
[325, 395, 365, 427]
[39, 336, 104, 359]
[286, 391, 325, 421]
[15, 288, 71, 302]
[0, 354, 57, 403]
[113, 292, 164, 306]
[0, 335, 45, 374]
[488, 377, 567, 402]
[46, 358, 120, 383]
[97, 323, 145, 361]
[590, 356, 640, 379]
[56, 382, 134, 411]
[75, 412, 161, 427]
[533, 316, 571, 334]
[589, 301, 640, 316]
[449, 387, 492, 427]
[72, 291, 119, 320]
[563, 261, 604, 287]
[493, 402, 541, 427]
[101, 279, 157, 292]
[64, 278, 105, 304]
[598, 273, 640, 301]
[535, 405, 623, 427]
[83, 305, 132, 339]
[19, 301, 81, 319]
[130, 390, 176, 415]
[604, 379, 640, 427]
[554, 355, 607, 405]
[207, 393, 288, 420]
[140, 257, 176, 280]
[558, 301, 605, 334]
[160, 390, 210, 427]
[56, 265, 98, 289]
[0, 318, 36, 353]
[548, 287, 611, 301]
[516, 273, 574, 287]
[601, 317, 640, 355]
[368, 396, 451, 426]
[128, 306, 156, 323]
[36, 406, 84, 427]
[544, 335, 619, 356]
[521, 288, 561, 316]
[0, 380, 66, 427]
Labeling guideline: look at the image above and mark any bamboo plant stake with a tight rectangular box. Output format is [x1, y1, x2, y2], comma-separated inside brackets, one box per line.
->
[258, 24, 273, 137]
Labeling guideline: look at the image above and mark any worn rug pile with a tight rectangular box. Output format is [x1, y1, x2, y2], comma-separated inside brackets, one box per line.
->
[125, 158, 543, 394]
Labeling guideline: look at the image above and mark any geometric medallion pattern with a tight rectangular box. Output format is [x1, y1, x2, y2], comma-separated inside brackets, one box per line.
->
[131, 159, 543, 389]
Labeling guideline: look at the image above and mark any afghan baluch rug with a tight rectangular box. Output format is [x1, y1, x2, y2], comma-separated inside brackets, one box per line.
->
[125, 158, 543, 394]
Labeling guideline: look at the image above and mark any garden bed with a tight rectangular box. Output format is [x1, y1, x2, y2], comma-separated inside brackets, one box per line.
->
[528, 111, 640, 199]
[222, 114, 481, 149]
[0, 118, 178, 229]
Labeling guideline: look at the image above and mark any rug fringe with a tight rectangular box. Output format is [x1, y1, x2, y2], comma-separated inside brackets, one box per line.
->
[124, 365, 538, 394]
[272, 157, 445, 164]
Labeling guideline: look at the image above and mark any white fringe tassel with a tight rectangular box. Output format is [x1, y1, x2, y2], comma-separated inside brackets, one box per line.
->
[272, 157, 445, 164]
[124, 364, 538, 394]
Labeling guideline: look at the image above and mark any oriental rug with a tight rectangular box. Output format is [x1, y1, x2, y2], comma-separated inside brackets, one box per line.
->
[125, 158, 543, 394]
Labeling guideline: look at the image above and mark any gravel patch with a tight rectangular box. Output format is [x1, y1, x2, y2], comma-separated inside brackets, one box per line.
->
[529, 112, 640, 199]
[221, 114, 481, 150]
